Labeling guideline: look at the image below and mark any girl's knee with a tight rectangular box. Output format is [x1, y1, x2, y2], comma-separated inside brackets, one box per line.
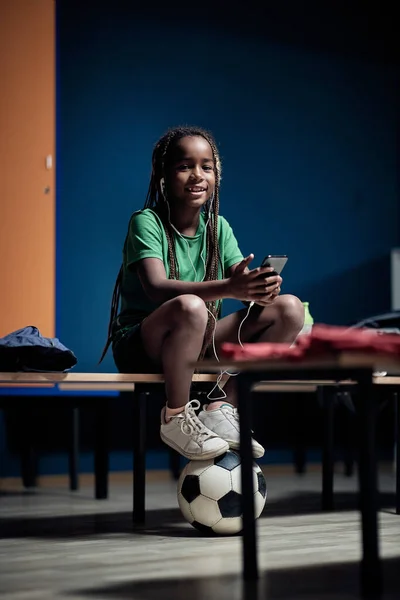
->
[171, 294, 208, 329]
[276, 294, 305, 330]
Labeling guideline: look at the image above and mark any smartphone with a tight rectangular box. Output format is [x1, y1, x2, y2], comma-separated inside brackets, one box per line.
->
[260, 255, 288, 277]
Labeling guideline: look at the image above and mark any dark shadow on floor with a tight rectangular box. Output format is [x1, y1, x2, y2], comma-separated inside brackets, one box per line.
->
[0, 490, 397, 540]
[67, 556, 400, 599]
[0, 488, 102, 500]
[0, 490, 38, 497]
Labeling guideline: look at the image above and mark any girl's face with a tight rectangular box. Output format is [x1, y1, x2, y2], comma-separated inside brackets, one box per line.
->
[166, 136, 216, 208]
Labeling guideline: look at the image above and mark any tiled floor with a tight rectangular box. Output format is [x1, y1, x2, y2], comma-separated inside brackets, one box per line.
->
[0, 468, 399, 599]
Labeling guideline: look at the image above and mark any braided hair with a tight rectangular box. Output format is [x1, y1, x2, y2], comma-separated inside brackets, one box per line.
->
[100, 126, 222, 363]
[144, 126, 222, 357]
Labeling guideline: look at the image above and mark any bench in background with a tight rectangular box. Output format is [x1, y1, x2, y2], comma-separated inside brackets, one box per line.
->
[1, 371, 399, 523]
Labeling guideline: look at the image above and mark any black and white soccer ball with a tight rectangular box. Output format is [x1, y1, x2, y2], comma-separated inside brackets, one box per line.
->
[177, 450, 267, 535]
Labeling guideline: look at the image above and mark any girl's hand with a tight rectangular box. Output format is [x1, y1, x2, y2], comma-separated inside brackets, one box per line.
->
[252, 273, 282, 305]
[228, 255, 282, 303]
[253, 277, 282, 305]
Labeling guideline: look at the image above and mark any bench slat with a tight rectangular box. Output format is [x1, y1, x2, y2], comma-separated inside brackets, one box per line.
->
[0, 372, 398, 392]
[254, 383, 318, 393]
[58, 383, 136, 391]
[0, 372, 225, 385]
[0, 372, 138, 384]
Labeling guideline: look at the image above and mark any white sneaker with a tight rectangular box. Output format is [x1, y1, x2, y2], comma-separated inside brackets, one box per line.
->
[198, 403, 265, 459]
[160, 400, 229, 461]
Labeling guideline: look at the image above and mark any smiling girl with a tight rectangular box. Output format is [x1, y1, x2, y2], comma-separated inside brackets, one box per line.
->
[101, 126, 304, 461]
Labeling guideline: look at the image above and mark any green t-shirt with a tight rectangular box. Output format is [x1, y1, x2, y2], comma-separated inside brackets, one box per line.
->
[114, 208, 243, 335]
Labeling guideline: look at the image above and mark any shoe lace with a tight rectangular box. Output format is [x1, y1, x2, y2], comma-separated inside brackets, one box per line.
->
[220, 404, 254, 434]
[171, 400, 213, 443]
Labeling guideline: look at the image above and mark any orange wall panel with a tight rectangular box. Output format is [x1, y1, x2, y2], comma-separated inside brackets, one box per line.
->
[0, 0, 55, 338]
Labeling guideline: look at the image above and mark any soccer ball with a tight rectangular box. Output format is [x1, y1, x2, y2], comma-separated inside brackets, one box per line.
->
[177, 450, 267, 535]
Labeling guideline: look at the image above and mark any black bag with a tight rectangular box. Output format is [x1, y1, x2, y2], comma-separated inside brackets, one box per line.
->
[0, 326, 77, 372]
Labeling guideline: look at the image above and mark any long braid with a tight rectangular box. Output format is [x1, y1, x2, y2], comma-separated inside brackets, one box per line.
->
[99, 264, 123, 363]
[201, 172, 221, 356]
[145, 130, 181, 279]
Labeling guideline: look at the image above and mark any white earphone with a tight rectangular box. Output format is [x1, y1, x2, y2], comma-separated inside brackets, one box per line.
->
[160, 177, 166, 198]
[160, 179, 253, 400]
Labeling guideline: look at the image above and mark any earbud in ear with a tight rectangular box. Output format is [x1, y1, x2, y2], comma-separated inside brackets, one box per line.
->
[160, 178, 166, 197]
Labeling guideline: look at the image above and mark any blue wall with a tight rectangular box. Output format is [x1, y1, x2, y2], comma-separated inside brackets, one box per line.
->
[1, 3, 399, 479]
[57, 4, 399, 372]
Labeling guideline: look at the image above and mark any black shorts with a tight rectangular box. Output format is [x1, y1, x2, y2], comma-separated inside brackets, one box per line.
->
[112, 323, 159, 374]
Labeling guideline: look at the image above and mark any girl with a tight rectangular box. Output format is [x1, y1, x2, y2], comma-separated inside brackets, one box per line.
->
[101, 126, 304, 461]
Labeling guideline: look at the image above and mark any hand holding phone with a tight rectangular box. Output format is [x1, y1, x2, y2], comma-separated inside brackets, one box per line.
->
[228, 254, 286, 304]
[258, 255, 286, 302]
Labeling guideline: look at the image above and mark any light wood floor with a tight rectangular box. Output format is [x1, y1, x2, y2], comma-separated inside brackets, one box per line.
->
[0, 467, 399, 599]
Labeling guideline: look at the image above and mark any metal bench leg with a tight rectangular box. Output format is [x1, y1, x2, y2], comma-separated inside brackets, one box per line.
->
[320, 386, 335, 511]
[133, 388, 147, 524]
[395, 391, 400, 515]
[356, 371, 381, 597]
[168, 447, 181, 480]
[21, 445, 37, 488]
[238, 373, 258, 581]
[342, 392, 355, 477]
[20, 406, 37, 488]
[69, 407, 79, 491]
[293, 395, 307, 474]
[94, 399, 109, 499]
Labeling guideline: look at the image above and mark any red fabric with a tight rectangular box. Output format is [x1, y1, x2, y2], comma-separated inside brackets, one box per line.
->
[221, 324, 400, 362]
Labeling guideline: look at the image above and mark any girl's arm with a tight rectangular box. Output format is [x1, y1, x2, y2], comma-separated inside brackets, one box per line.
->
[137, 256, 277, 305]
[137, 257, 231, 304]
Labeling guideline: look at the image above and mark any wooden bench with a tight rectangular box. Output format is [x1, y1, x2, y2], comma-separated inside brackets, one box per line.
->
[0, 372, 226, 516]
[195, 355, 400, 598]
[256, 376, 400, 512]
[1, 371, 398, 526]
[0, 371, 342, 499]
